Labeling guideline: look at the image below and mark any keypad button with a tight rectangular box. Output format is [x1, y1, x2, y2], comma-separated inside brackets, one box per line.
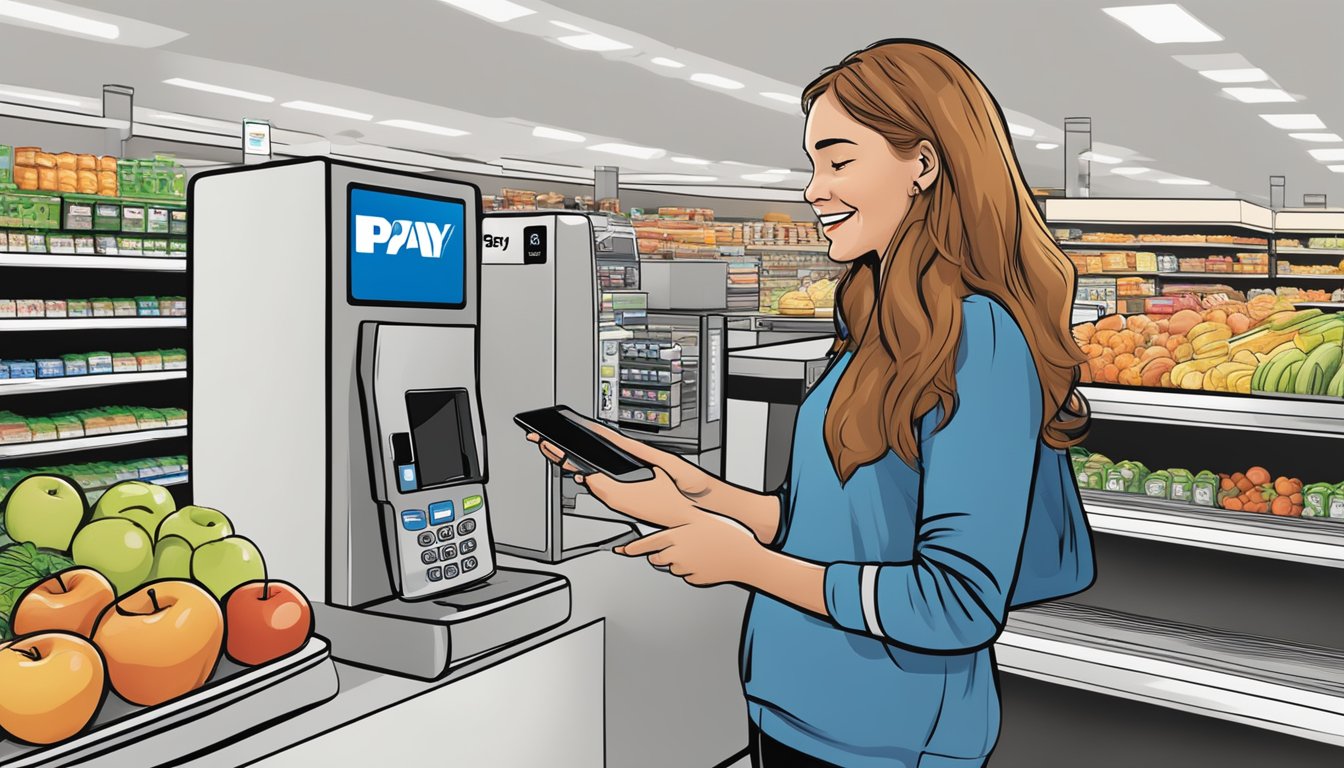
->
[429, 500, 455, 525]
[462, 556, 478, 572]
[463, 495, 483, 513]
[437, 526, 455, 542]
[420, 549, 438, 565]
[457, 519, 477, 535]
[427, 566, 443, 582]
[439, 544, 458, 560]
[444, 564, 460, 579]
[460, 538, 477, 554]
[417, 531, 436, 547]
[400, 509, 427, 531]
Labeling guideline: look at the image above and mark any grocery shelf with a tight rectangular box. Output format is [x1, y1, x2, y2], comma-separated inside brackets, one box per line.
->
[1079, 385, 1344, 438]
[1277, 247, 1344, 257]
[1153, 272, 1270, 280]
[85, 472, 188, 504]
[1045, 198, 1275, 232]
[0, 318, 186, 331]
[0, 253, 186, 271]
[1279, 273, 1344, 281]
[1295, 302, 1344, 310]
[1082, 490, 1344, 568]
[0, 370, 186, 394]
[1059, 241, 1269, 251]
[997, 602, 1344, 747]
[0, 427, 188, 458]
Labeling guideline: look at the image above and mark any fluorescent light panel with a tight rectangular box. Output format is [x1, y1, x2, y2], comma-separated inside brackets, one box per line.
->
[650, 57, 685, 68]
[379, 119, 468, 136]
[164, 78, 274, 103]
[437, 0, 535, 23]
[0, 87, 82, 106]
[556, 33, 631, 51]
[1082, 152, 1123, 164]
[587, 143, 664, 160]
[690, 73, 744, 90]
[0, 0, 119, 39]
[1112, 167, 1150, 176]
[766, 169, 792, 174]
[550, 20, 586, 32]
[1224, 87, 1294, 103]
[671, 157, 711, 165]
[1103, 4, 1222, 44]
[760, 92, 799, 104]
[282, 100, 373, 121]
[1035, 143, 1059, 150]
[1008, 123, 1035, 137]
[1329, 165, 1344, 174]
[1261, 114, 1325, 130]
[1199, 68, 1268, 83]
[1158, 178, 1210, 185]
[624, 174, 717, 183]
[1290, 133, 1343, 143]
[1308, 148, 1344, 161]
[741, 172, 786, 183]
[532, 126, 585, 142]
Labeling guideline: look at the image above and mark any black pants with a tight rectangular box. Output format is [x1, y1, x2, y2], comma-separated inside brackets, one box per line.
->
[748, 722, 840, 767]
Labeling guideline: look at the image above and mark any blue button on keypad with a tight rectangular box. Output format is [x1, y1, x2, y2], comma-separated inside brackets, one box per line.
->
[400, 509, 427, 531]
[429, 500, 455, 525]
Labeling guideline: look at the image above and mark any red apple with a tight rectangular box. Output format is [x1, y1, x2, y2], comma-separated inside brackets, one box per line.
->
[224, 580, 314, 666]
[93, 580, 223, 706]
[12, 568, 117, 639]
[0, 632, 107, 745]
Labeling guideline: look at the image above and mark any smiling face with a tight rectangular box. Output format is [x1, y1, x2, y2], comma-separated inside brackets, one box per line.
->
[804, 90, 938, 263]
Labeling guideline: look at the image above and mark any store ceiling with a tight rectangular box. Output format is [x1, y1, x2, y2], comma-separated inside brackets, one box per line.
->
[1, 0, 1341, 204]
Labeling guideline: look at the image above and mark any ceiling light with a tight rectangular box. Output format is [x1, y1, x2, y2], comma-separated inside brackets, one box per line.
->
[0, 87, 82, 107]
[690, 73, 744, 90]
[1261, 113, 1325, 130]
[1308, 148, 1344, 162]
[550, 20, 586, 32]
[623, 174, 718, 183]
[379, 119, 469, 136]
[1198, 68, 1269, 83]
[741, 173, 786, 183]
[1290, 133, 1343, 143]
[1103, 4, 1222, 44]
[1081, 152, 1123, 164]
[1224, 87, 1294, 103]
[150, 112, 232, 128]
[671, 157, 711, 165]
[1112, 167, 1150, 175]
[0, 0, 119, 39]
[1329, 165, 1344, 174]
[587, 143, 664, 160]
[532, 126, 585, 142]
[282, 101, 373, 121]
[721, 161, 753, 167]
[650, 57, 685, 68]
[164, 78, 274, 103]
[760, 92, 799, 104]
[556, 33, 632, 52]
[1035, 142, 1060, 150]
[437, 0, 535, 23]
[766, 169, 792, 175]
[1158, 178, 1210, 185]
[1008, 123, 1036, 137]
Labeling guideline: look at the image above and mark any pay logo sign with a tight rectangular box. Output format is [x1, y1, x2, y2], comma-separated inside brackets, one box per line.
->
[354, 215, 455, 259]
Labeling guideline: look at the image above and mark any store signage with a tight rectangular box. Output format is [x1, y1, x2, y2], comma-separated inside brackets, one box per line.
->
[354, 215, 455, 259]
[348, 184, 466, 307]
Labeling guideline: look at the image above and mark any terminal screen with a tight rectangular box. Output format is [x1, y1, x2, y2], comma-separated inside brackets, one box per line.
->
[406, 389, 481, 488]
[349, 184, 467, 308]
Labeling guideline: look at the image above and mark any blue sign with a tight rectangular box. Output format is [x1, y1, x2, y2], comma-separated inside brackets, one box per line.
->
[349, 185, 466, 307]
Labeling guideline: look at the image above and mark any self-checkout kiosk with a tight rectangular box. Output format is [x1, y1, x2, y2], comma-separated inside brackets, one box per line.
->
[190, 158, 570, 680]
[479, 211, 641, 563]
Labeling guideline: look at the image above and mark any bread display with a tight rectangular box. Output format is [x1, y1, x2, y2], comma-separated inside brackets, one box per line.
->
[778, 290, 816, 316]
[35, 151, 56, 169]
[99, 155, 117, 173]
[14, 165, 37, 189]
[14, 146, 37, 166]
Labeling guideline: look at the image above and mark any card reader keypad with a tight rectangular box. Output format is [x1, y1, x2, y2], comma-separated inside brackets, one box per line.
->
[397, 492, 491, 595]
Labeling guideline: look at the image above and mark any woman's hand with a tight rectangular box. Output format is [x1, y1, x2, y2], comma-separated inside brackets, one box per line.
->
[527, 419, 718, 501]
[615, 513, 768, 588]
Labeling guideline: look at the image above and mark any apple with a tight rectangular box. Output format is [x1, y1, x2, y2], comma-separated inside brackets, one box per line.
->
[224, 580, 314, 666]
[147, 535, 193, 581]
[155, 505, 233, 549]
[2, 474, 90, 551]
[93, 580, 223, 706]
[0, 631, 107, 745]
[12, 568, 116, 639]
[71, 519, 154, 596]
[93, 481, 177, 535]
[191, 536, 266, 601]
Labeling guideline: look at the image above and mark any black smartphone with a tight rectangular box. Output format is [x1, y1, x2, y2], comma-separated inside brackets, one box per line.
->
[515, 405, 656, 482]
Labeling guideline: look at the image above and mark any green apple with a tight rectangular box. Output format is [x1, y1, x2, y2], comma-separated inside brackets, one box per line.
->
[155, 506, 233, 548]
[93, 481, 177, 534]
[147, 534, 194, 581]
[191, 536, 266, 601]
[70, 518, 154, 596]
[2, 474, 90, 551]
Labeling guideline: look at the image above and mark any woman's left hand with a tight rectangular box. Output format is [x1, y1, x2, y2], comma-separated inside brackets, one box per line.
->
[616, 512, 767, 587]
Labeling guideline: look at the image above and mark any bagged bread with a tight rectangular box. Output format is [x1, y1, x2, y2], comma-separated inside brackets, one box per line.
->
[14, 146, 38, 166]
[99, 155, 118, 172]
[58, 168, 77, 186]
[36, 152, 57, 169]
[77, 170, 98, 194]
[778, 290, 816, 316]
[38, 167, 58, 190]
[764, 212, 792, 223]
[15, 166, 38, 189]
[56, 153, 77, 171]
[77, 154, 97, 172]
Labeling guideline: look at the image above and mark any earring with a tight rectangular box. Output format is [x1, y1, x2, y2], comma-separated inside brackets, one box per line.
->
[910, 184, 921, 197]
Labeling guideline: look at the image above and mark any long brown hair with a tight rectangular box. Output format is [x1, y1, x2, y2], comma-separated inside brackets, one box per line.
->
[805, 39, 1089, 482]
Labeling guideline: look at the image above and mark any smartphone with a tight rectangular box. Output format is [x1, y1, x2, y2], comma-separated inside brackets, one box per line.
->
[514, 405, 656, 482]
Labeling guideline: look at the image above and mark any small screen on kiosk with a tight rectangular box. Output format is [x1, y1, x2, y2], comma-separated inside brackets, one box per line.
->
[406, 389, 480, 488]
[348, 184, 467, 308]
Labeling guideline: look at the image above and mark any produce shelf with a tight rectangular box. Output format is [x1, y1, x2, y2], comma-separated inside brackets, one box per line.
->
[0, 253, 186, 271]
[1059, 241, 1269, 251]
[0, 371, 186, 394]
[1079, 385, 1344, 438]
[0, 427, 188, 458]
[0, 318, 186, 331]
[997, 602, 1344, 747]
[1082, 490, 1344, 568]
[86, 472, 189, 504]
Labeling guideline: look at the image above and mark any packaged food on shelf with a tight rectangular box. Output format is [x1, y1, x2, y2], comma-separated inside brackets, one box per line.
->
[112, 298, 137, 317]
[1144, 470, 1171, 499]
[86, 351, 112, 374]
[132, 407, 167, 430]
[63, 199, 94, 230]
[0, 362, 7, 379]
[48, 234, 75, 254]
[51, 415, 83, 440]
[94, 235, 117, 254]
[135, 350, 163, 370]
[1308, 237, 1344, 250]
[27, 417, 57, 442]
[16, 298, 44, 317]
[25, 233, 46, 252]
[160, 348, 187, 370]
[0, 299, 14, 318]
[1329, 483, 1344, 520]
[1076, 453, 1113, 491]
[3, 360, 35, 380]
[44, 299, 66, 317]
[169, 208, 187, 235]
[61, 354, 87, 376]
[74, 235, 94, 254]
[147, 205, 170, 233]
[112, 352, 138, 372]
[159, 407, 188, 427]
[5, 231, 24, 252]
[67, 298, 90, 317]
[1303, 483, 1334, 518]
[117, 236, 143, 254]
[0, 412, 30, 443]
[34, 359, 64, 378]
[1105, 460, 1149, 493]
[120, 203, 146, 232]
[136, 296, 161, 316]
[90, 298, 114, 317]
[1192, 470, 1220, 507]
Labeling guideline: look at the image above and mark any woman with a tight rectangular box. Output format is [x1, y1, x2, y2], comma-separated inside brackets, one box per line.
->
[530, 39, 1094, 767]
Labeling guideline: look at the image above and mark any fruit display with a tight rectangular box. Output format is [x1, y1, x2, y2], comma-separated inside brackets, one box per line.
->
[1244, 310, 1344, 396]
[0, 477, 314, 745]
[1071, 448, 1342, 522]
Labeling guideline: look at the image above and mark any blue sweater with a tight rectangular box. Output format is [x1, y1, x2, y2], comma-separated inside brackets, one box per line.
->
[741, 295, 1094, 767]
